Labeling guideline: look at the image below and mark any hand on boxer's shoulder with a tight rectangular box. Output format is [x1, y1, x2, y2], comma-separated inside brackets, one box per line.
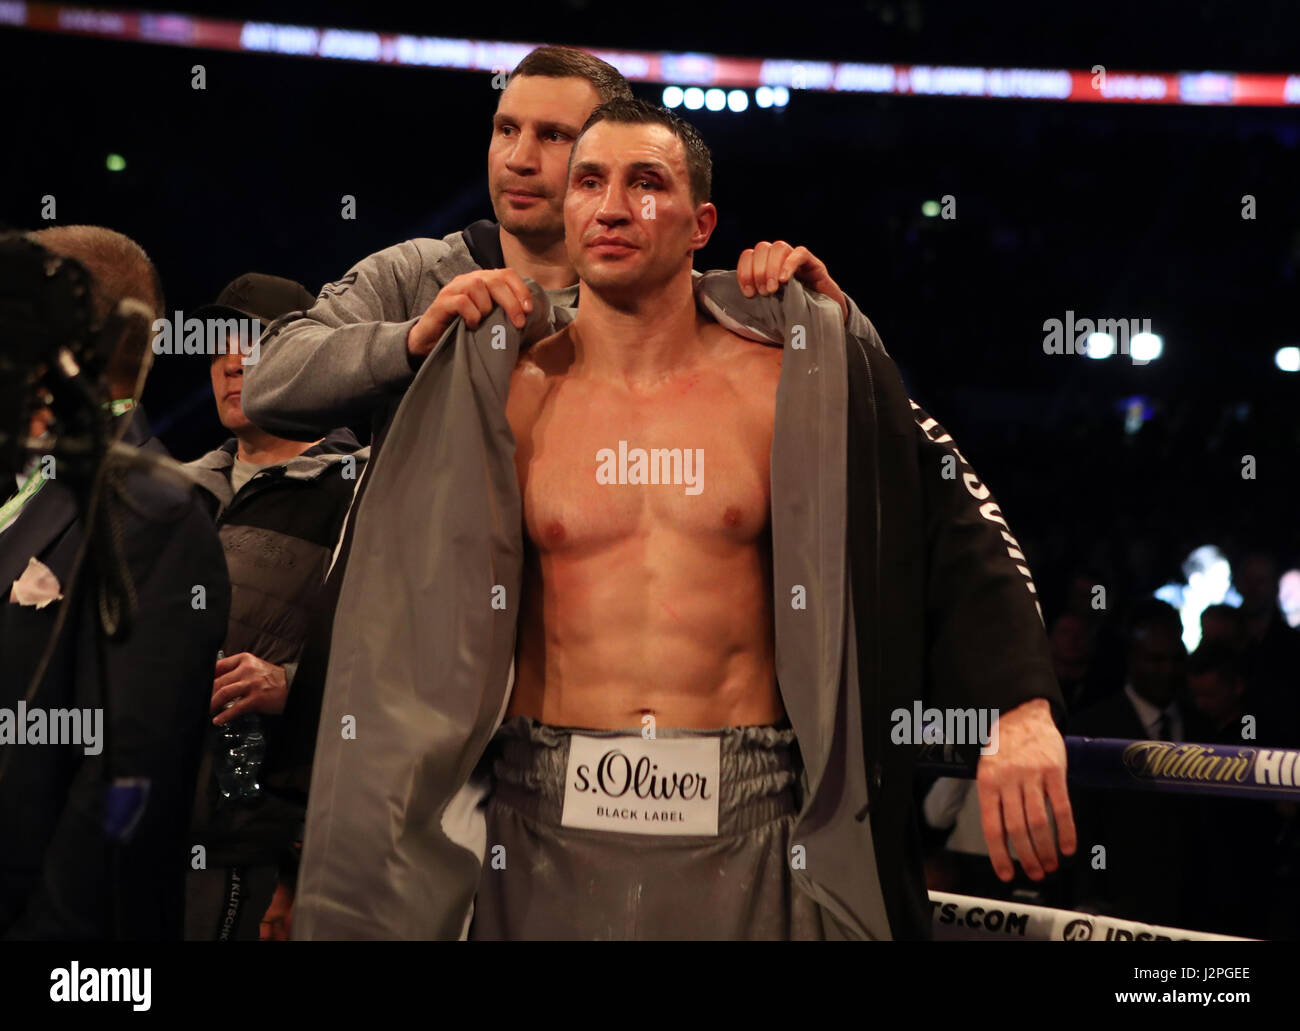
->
[974, 697, 1077, 882]
[407, 268, 534, 358]
[736, 241, 849, 322]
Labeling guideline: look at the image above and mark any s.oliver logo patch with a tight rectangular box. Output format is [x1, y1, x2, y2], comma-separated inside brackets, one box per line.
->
[561, 734, 720, 837]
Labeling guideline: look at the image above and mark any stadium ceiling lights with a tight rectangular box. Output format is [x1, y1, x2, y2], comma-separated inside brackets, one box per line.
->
[8, 6, 1300, 107]
[1081, 331, 1165, 364]
[663, 86, 771, 111]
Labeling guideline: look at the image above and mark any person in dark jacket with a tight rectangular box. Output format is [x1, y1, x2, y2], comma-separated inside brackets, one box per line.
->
[1235, 551, 1300, 746]
[1, 226, 230, 939]
[183, 274, 367, 941]
[1069, 598, 1191, 927]
[1181, 642, 1283, 938]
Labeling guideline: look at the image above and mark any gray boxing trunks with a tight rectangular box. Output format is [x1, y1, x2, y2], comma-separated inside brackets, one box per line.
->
[467, 715, 826, 940]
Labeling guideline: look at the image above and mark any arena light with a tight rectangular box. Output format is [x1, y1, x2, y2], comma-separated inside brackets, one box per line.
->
[105, 153, 126, 172]
[1129, 331, 1163, 362]
[921, 200, 941, 217]
[662, 85, 684, 108]
[1156, 544, 1240, 653]
[1280, 570, 1300, 628]
[727, 89, 749, 112]
[7, 7, 1300, 107]
[1121, 395, 1152, 435]
[1084, 332, 1115, 359]
[682, 87, 705, 110]
[1275, 346, 1300, 372]
[704, 87, 726, 111]
[755, 86, 774, 108]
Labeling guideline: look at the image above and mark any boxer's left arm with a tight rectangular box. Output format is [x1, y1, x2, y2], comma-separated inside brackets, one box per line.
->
[905, 395, 1076, 882]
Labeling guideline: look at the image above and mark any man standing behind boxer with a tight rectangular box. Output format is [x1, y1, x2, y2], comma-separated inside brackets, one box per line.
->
[244, 46, 632, 445]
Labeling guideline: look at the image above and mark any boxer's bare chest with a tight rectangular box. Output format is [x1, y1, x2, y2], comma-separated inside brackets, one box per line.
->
[507, 331, 782, 554]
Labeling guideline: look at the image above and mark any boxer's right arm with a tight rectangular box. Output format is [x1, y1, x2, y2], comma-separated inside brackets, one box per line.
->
[242, 241, 428, 441]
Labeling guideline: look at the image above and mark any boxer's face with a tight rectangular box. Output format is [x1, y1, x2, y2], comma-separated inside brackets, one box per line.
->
[564, 119, 715, 297]
[489, 75, 601, 245]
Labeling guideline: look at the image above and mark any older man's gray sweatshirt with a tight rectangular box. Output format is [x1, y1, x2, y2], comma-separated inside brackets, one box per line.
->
[242, 222, 578, 442]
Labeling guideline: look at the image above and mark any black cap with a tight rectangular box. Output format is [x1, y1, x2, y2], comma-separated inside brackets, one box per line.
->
[192, 272, 316, 325]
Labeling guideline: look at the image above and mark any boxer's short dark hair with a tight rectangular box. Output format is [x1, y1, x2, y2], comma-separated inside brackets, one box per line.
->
[509, 46, 633, 104]
[575, 98, 712, 205]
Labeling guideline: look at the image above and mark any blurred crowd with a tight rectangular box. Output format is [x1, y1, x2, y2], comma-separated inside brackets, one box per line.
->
[922, 546, 1300, 940]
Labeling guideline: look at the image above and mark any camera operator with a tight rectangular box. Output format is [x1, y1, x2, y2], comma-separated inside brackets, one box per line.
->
[0, 226, 230, 939]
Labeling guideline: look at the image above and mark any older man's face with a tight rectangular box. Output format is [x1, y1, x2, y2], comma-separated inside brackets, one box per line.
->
[488, 75, 602, 245]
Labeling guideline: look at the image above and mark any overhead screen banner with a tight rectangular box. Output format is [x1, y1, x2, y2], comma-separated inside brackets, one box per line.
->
[3, 2, 1298, 107]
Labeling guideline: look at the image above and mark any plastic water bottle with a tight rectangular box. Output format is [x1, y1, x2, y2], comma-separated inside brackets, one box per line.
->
[215, 706, 266, 804]
[212, 650, 265, 804]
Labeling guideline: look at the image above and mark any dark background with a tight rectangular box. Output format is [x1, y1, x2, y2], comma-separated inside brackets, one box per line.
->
[4, 0, 1299, 620]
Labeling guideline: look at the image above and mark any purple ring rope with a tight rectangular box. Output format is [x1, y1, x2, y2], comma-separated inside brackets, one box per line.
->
[916, 736, 1300, 801]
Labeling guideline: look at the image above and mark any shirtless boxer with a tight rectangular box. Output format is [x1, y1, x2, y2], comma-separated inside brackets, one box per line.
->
[466, 99, 1073, 940]
[504, 138, 782, 731]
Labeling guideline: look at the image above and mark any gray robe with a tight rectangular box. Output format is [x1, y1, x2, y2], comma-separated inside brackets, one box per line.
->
[292, 273, 896, 940]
